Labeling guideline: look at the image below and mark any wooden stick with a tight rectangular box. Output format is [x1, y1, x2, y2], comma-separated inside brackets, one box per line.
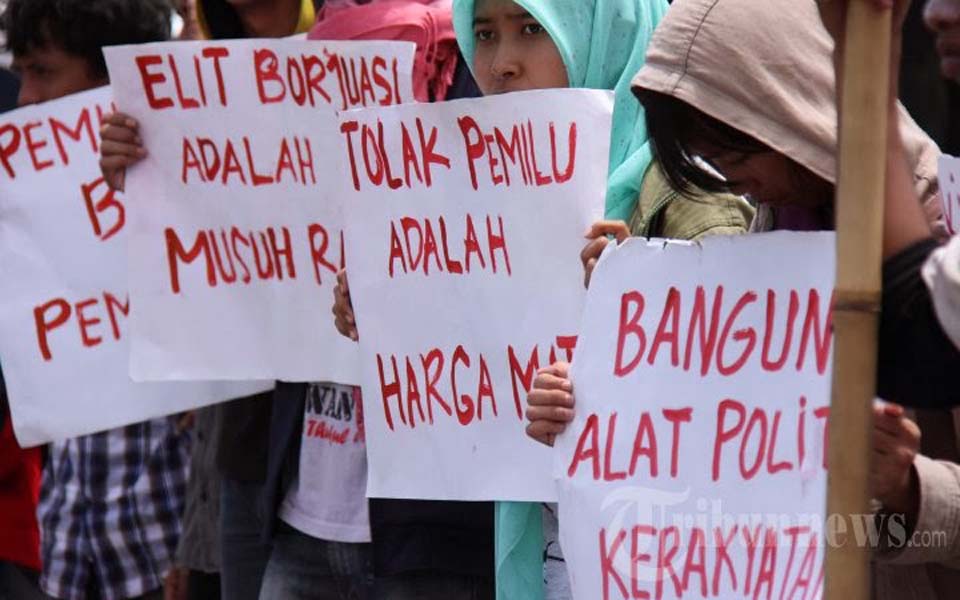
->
[824, 2, 892, 599]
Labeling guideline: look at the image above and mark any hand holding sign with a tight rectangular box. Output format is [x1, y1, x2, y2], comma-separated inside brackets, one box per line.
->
[525, 361, 574, 447]
[870, 402, 921, 516]
[581, 220, 631, 288]
[99, 112, 146, 192]
[332, 269, 357, 342]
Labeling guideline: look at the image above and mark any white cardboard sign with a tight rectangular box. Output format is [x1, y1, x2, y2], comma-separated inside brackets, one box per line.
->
[341, 89, 612, 501]
[0, 88, 267, 446]
[940, 155, 960, 235]
[104, 39, 415, 383]
[556, 233, 835, 600]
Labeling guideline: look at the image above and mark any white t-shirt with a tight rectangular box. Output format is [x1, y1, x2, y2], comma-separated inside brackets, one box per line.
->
[279, 382, 371, 543]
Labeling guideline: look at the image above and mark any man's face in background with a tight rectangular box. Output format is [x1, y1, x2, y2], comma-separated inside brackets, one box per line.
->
[11, 42, 104, 106]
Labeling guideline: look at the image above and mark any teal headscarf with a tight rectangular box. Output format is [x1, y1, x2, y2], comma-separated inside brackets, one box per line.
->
[452, 0, 669, 221]
[452, 1, 669, 598]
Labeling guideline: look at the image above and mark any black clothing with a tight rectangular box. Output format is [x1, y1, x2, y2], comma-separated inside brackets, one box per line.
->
[215, 392, 273, 483]
[0, 69, 19, 113]
[878, 238, 960, 408]
[261, 382, 494, 580]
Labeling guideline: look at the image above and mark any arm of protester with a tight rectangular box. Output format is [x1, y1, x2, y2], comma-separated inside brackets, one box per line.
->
[333, 269, 358, 341]
[881, 122, 934, 259]
[525, 361, 574, 447]
[871, 403, 921, 525]
[99, 112, 146, 192]
[817, 0, 932, 259]
[922, 192, 950, 243]
[820, 0, 960, 408]
[873, 403, 960, 566]
[878, 453, 960, 565]
[581, 221, 631, 288]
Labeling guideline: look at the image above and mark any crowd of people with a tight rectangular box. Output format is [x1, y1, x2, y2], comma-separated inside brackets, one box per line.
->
[1, 0, 960, 599]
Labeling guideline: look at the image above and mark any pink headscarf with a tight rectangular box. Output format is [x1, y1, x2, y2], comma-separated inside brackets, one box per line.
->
[309, 0, 459, 102]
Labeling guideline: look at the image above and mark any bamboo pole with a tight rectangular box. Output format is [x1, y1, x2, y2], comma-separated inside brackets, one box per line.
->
[823, 2, 893, 600]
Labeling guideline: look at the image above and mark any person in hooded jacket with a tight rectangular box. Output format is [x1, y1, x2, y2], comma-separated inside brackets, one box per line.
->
[527, 0, 960, 597]
[624, 0, 960, 413]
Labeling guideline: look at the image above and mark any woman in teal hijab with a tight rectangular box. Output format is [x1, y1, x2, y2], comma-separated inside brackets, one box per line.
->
[453, 0, 668, 222]
[452, 0, 669, 597]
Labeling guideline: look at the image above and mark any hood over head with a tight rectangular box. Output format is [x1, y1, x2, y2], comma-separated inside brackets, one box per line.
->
[631, 0, 941, 207]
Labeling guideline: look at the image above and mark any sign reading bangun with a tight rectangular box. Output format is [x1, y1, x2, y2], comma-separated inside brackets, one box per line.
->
[341, 89, 612, 502]
[556, 233, 835, 600]
[0, 87, 267, 446]
[103, 39, 415, 383]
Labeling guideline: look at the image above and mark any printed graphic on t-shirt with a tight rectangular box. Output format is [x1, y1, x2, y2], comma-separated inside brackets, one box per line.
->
[278, 382, 371, 543]
[304, 382, 364, 445]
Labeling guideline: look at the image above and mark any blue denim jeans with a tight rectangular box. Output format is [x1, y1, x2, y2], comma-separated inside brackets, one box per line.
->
[258, 522, 372, 600]
[220, 478, 272, 600]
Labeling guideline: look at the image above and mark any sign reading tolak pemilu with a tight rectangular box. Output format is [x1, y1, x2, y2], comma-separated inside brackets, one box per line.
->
[104, 39, 416, 383]
[340, 89, 613, 502]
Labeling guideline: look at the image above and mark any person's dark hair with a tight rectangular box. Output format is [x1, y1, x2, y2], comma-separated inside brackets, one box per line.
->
[197, 0, 247, 40]
[637, 89, 770, 197]
[1, 0, 173, 79]
[199, 0, 326, 40]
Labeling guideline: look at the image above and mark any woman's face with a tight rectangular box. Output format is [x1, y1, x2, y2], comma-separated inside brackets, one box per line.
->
[925, 0, 960, 81]
[692, 144, 833, 210]
[471, 0, 569, 95]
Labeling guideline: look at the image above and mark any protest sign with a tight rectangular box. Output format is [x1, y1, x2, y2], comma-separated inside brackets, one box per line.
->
[0, 88, 268, 446]
[940, 155, 960, 235]
[556, 233, 836, 600]
[103, 39, 415, 382]
[340, 89, 611, 501]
